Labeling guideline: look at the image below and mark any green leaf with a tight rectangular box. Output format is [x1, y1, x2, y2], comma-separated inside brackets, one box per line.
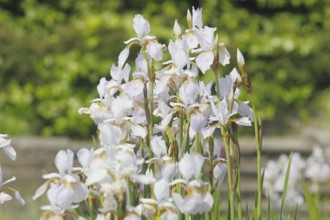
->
[293, 202, 299, 220]
[303, 182, 322, 220]
[280, 152, 292, 219]
[267, 192, 271, 220]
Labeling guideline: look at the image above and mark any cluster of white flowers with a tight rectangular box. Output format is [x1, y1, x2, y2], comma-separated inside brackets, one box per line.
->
[263, 146, 330, 209]
[0, 134, 25, 205]
[34, 8, 254, 219]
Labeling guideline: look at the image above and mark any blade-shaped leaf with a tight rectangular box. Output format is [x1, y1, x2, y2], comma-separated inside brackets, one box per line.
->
[303, 182, 322, 220]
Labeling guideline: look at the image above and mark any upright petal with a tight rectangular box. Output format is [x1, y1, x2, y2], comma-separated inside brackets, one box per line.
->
[55, 149, 74, 175]
[219, 45, 230, 66]
[133, 14, 150, 39]
[192, 7, 203, 29]
[118, 47, 130, 68]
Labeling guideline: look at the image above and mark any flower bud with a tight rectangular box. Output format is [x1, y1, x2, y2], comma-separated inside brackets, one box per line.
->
[237, 48, 251, 94]
[173, 20, 181, 38]
[187, 9, 192, 29]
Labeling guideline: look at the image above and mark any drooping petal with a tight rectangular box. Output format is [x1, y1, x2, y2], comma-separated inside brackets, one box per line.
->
[178, 153, 195, 181]
[219, 75, 233, 99]
[179, 80, 199, 106]
[130, 124, 147, 139]
[181, 194, 200, 215]
[193, 153, 205, 179]
[77, 148, 92, 168]
[172, 192, 184, 212]
[196, 26, 216, 49]
[182, 32, 199, 49]
[72, 181, 89, 203]
[122, 80, 144, 101]
[213, 163, 227, 186]
[200, 192, 213, 212]
[146, 41, 163, 61]
[161, 162, 177, 181]
[234, 117, 252, 126]
[201, 126, 217, 139]
[237, 101, 254, 121]
[0, 192, 12, 204]
[154, 178, 170, 202]
[196, 51, 214, 74]
[99, 123, 123, 147]
[190, 111, 207, 132]
[150, 136, 167, 158]
[111, 94, 133, 123]
[130, 174, 156, 185]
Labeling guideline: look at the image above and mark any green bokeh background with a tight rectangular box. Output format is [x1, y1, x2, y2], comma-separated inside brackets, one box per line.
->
[1, 0, 329, 137]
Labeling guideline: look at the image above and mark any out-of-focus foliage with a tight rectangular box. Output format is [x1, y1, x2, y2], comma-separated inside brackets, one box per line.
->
[0, 0, 329, 137]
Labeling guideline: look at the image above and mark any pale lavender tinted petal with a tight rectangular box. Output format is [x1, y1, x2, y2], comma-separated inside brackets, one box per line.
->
[15, 190, 25, 205]
[219, 45, 230, 66]
[193, 153, 205, 179]
[4, 146, 16, 161]
[77, 148, 92, 168]
[201, 126, 217, 139]
[0, 192, 12, 204]
[178, 153, 194, 181]
[55, 149, 73, 175]
[173, 20, 181, 37]
[235, 117, 252, 126]
[237, 48, 245, 65]
[118, 47, 129, 68]
[33, 182, 49, 200]
[151, 136, 167, 158]
[196, 51, 214, 74]
[190, 111, 207, 132]
[154, 178, 169, 202]
[146, 42, 163, 61]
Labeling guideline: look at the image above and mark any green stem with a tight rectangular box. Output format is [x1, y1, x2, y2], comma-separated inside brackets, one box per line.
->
[237, 164, 242, 220]
[126, 177, 133, 206]
[195, 132, 200, 154]
[250, 94, 262, 220]
[182, 114, 190, 153]
[212, 69, 221, 101]
[222, 128, 235, 220]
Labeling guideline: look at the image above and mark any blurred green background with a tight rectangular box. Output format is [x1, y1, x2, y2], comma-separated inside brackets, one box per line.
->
[1, 0, 329, 138]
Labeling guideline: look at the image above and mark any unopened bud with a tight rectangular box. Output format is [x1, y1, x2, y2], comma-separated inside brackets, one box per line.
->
[173, 20, 181, 38]
[187, 9, 192, 29]
[237, 48, 251, 94]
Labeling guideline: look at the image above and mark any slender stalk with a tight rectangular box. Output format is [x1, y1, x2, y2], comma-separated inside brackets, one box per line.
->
[250, 95, 262, 220]
[126, 177, 133, 206]
[195, 132, 200, 154]
[212, 69, 221, 101]
[222, 128, 235, 220]
[237, 164, 242, 220]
